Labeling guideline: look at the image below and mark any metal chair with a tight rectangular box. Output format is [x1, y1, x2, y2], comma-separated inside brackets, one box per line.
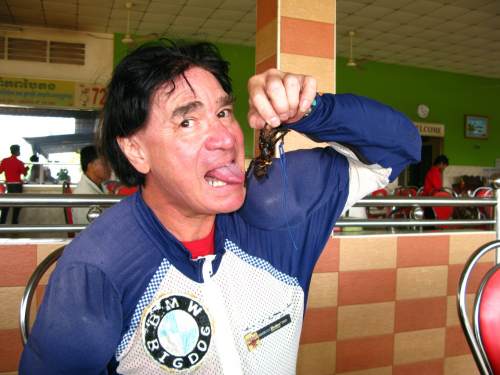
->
[19, 246, 64, 345]
[473, 187, 494, 219]
[457, 240, 500, 374]
[366, 188, 391, 219]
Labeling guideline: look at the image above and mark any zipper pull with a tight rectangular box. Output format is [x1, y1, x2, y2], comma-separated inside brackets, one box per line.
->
[201, 254, 216, 282]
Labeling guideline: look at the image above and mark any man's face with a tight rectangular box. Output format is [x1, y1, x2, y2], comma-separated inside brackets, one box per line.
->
[438, 163, 448, 172]
[130, 67, 246, 218]
[89, 157, 111, 183]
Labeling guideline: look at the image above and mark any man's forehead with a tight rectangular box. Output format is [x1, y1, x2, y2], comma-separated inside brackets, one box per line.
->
[153, 79, 230, 113]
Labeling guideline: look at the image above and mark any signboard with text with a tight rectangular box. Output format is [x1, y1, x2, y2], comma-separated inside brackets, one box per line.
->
[414, 122, 445, 137]
[0, 76, 106, 109]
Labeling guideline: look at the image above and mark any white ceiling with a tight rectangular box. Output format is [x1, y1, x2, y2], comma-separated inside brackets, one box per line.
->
[0, 0, 499, 79]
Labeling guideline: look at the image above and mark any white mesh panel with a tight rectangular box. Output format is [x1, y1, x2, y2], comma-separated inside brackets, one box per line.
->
[116, 240, 305, 374]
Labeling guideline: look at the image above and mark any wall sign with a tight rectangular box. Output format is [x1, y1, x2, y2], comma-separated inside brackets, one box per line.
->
[414, 122, 445, 137]
[0, 76, 106, 109]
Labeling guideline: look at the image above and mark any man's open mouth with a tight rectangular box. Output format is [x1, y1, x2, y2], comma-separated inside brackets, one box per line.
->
[205, 162, 244, 186]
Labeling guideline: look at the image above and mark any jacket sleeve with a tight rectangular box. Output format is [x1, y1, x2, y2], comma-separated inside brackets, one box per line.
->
[19, 262, 122, 375]
[291, 93, 421, 180]
[290, 93, 421, 212]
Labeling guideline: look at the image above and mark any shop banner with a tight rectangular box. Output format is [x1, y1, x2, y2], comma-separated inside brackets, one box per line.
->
[0, 76, 106, 109]
[75, 83, 107, 109]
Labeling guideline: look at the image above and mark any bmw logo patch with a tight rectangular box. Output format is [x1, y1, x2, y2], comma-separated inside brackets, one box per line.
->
[142, 294, 212, 371]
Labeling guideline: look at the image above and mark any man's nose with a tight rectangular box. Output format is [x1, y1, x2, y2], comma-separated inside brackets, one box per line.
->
[205, 120, 235, 150]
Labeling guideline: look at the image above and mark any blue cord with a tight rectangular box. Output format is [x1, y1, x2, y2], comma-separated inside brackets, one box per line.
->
[279, 142, 299, 251]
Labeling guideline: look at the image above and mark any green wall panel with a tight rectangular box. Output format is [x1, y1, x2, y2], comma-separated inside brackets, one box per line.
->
[336, 56, 500, 167]
[113, 35, 500, 166]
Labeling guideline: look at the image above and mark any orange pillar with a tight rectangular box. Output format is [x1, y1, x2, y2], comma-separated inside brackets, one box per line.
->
[255, 0, 336, 152]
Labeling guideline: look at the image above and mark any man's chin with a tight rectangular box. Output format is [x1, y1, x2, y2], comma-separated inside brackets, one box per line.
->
[210, 189, 246, 214]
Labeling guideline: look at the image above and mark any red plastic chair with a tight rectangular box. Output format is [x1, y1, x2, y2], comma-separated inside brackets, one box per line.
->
[392, 186, 419, 219]
[104, 180, 120, 194]
[472, 187, 494, 219]
[115, 185, 138, 196]
[458, 240, 500, 374]
[62, 181, 73, 225]
[62, 181, 75, 238]
[367, 188, 391, 219]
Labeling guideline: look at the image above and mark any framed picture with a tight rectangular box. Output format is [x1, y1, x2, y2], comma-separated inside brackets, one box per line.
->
[465, 115, 489, 139]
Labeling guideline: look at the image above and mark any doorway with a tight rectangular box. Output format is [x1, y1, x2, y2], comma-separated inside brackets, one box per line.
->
[406, 136, 444, 187]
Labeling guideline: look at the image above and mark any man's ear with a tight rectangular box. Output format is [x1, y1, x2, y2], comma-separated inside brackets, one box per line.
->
[117, 135, 150, 175]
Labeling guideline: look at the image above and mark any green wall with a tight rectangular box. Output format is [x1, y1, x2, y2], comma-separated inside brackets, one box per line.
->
[113, 35, 500, 166]
[113, 35, 255, 157]
[336, 56, 500, 167]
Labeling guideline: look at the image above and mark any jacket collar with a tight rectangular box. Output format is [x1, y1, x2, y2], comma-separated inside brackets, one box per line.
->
[132, 192, 226, 282]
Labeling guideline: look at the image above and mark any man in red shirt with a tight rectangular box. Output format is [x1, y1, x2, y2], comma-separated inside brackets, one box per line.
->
[0, 144, 29, 224]
[423, 154, 449, 196]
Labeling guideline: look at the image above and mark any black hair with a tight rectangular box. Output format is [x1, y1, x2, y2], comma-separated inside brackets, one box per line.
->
[10, 145, 20, 155]
[80, 145, 98, 172]
[98, 40, 232, 186]
[433, 154, 449, 166]
[30, 154, 39, 162]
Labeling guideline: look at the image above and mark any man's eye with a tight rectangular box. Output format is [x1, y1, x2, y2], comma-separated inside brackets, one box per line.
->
[180, 119, 194, 128]
[217, 109, 231, 118]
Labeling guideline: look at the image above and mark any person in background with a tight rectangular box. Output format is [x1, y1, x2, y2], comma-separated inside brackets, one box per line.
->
[20, 41, 420, 374]
[423, 154, 449, 196]
[0, 144, 29, 224]
[71, 145, 111, 224]
[28, 154, 42, 183]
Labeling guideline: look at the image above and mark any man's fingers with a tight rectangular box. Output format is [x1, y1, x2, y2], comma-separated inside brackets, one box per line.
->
[249, 86, 280, 127]
[265, 74, 290, 123]
[298, 75, 317, 113]
[247, 69, 318, 127]
[247, 108, 267, 129]
[283, 74, 301, 119]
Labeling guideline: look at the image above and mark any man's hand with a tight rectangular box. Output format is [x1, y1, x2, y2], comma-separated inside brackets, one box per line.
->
[247, 69, 317, 129]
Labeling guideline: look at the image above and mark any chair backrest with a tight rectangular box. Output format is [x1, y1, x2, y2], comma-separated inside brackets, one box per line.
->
[458, 240, 500, 374]
[62, 181, 73, 222]
[432, 190, 454, 220]
[19, 246, 64, 345]
[473, 187, 494, 219]
[115, 185, 139, 196]
[367, 188, 391, 218]
[395, 186, 418, 197]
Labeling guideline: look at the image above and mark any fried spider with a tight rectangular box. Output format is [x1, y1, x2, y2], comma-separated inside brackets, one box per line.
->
[245, 125, 290, 184]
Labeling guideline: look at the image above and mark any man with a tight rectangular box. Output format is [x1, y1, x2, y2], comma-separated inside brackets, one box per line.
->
[0, 144, 29, 224]
[71, 145, 112, 224]
[20, 41, 420, 374]
[423, 154, 449, 196]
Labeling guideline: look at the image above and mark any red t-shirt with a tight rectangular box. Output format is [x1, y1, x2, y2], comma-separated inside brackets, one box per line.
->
[423, 166, 442, 196]
[0, 155, 26, 183]
[181, 224, 215, 259]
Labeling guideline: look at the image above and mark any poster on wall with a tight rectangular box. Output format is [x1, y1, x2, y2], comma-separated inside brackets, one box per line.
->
[465, 115, 488, 139]
[0, 76, 106, 109]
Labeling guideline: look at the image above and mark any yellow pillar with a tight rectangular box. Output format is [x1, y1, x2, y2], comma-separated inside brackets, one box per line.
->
[255, 0, 336, 152]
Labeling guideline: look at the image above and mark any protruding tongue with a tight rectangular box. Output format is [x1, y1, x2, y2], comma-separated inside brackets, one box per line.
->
[206, 163, 245, 184]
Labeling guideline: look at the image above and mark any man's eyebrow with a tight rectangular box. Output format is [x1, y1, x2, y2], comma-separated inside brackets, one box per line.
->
[217, 94, 235, 107]
[171, 101, 203, 118]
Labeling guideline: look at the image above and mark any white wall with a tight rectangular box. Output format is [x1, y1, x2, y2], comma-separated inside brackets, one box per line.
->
[444, 165, 500, 189]
[0, 26, 114, 85]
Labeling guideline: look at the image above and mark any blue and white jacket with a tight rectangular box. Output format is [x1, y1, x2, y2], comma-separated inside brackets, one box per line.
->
[20, 94, 421, 374]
